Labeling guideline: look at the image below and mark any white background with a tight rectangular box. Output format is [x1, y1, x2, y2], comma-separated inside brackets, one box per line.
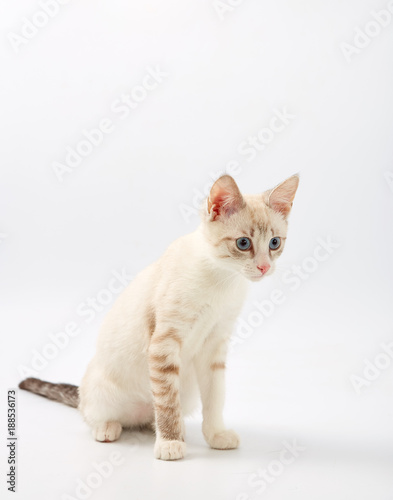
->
[1, 1, 393, 499]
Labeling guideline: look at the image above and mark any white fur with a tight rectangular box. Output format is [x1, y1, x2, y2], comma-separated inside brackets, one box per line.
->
[78, 175, 298, 460]
[79, 228, 248, 430]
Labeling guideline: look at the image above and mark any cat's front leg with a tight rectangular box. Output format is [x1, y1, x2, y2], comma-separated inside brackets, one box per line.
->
[148, 329, 185, 461]
[194, 336, 239, 450]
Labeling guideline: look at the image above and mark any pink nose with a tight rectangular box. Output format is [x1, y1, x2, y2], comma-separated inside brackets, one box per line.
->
[257, 264, 271, 275]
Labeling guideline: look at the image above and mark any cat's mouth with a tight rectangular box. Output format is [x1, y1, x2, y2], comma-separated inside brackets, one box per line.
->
[248, 274, 265, 282]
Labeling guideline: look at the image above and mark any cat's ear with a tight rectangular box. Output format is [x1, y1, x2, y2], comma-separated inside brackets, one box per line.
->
[265, 174, 299, 219]
[207, 175, 245, 221]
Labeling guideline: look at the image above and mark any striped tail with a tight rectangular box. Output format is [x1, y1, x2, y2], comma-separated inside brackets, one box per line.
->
[19, 377, 79, 408]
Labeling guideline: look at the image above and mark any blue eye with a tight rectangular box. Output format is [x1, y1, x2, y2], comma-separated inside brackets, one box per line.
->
[269, 237, 281, 250]
[236, 237, 251, 251]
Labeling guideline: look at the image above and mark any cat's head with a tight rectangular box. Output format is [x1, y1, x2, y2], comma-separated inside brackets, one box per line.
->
[201, 174, 299, 282]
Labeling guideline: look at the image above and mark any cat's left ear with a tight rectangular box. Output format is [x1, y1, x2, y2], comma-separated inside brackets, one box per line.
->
[265, 174, 299, 219]
[207, 175, 245, 221]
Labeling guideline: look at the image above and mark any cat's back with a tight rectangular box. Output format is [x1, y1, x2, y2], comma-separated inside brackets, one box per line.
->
[96, 231, 198, 337]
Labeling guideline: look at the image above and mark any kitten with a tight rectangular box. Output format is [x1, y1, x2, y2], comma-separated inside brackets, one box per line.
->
[19, 174, 299, 461]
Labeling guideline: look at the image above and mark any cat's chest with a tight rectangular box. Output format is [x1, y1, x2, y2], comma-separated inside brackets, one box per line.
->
[191, 281, 243, 324]
[182, 277, 248, 353]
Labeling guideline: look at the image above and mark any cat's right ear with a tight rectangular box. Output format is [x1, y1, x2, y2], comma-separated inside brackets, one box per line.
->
[207, 175, 245, 221]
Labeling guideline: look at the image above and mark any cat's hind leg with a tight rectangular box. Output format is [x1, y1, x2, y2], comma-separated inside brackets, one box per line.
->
[92, 421, 122, 443]
[80, 359, 154, 443]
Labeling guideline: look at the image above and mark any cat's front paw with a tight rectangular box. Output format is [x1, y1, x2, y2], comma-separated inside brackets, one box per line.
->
[154, 439, 186, 460]
[204, 429, 240, 450]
